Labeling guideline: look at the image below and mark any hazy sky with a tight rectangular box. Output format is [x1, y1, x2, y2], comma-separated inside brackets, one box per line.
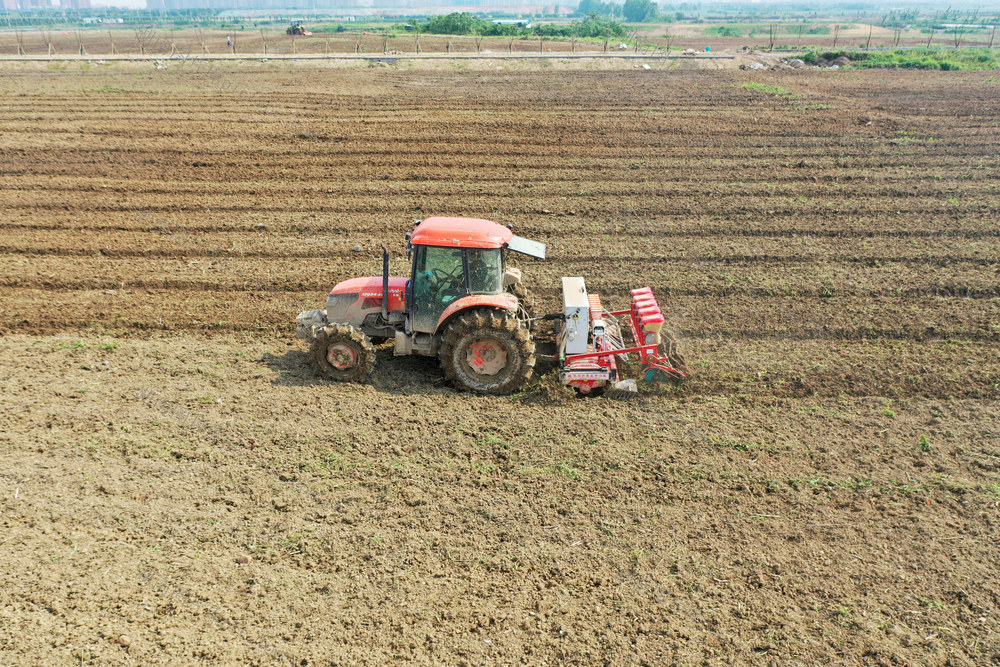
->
[85, 0, 999, 12]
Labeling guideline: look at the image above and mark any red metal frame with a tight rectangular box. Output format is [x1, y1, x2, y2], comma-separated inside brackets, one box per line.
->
[559, 291, 689, 380]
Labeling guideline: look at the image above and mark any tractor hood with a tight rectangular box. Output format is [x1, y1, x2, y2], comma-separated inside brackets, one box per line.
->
[330, 276, 408, 297]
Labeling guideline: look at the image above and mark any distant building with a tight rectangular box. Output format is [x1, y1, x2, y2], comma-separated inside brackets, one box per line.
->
[2, 0, 93, 7]
[6, 0, 56, 8]
[148, 0, 567, 13]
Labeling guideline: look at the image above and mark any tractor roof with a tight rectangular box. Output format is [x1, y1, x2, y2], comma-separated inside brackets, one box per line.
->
[410, 217, 513, 250]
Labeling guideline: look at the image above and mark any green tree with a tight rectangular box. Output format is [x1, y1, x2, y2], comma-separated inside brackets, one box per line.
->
[422, 13, 483, 35]
[572, 12, 628, 37]
[574, 0, 620, 18]
[623, 0, 657, 22]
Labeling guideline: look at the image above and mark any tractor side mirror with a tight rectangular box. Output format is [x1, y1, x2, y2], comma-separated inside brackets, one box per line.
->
[405, 232, 412, 257]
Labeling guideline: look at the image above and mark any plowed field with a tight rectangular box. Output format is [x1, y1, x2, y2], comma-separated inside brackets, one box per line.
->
[1, 62, 998, 664]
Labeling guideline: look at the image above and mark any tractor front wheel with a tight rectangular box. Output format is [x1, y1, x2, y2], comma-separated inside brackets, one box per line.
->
[310, 323, 376, 382]
[440, 309, 535, 395]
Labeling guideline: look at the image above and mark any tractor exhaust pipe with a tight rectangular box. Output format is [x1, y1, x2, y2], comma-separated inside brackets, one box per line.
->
[380, 244, 389, 320]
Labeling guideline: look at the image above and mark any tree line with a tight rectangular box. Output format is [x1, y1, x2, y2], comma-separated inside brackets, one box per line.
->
[410, 12, 628, 38]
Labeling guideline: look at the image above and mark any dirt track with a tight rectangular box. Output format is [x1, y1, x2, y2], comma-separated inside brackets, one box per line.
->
[1, 62, 998, 664]
[1, 27, 994, 58]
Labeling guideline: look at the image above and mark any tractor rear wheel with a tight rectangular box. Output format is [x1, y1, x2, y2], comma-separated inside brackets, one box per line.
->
[310, 323, 376, 382]
[440, 309, 535, 395]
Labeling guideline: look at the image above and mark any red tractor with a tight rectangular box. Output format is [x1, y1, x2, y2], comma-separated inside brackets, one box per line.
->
[296, 216, 688, 395]
[286, 22, 313, 36]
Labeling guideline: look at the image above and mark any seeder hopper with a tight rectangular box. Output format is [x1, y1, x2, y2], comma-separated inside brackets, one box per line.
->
[555, 277, 688, 396]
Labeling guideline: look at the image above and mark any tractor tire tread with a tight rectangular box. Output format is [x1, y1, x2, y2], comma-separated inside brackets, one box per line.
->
[440, 308, 535, 395]
[310, 323, 376, 383]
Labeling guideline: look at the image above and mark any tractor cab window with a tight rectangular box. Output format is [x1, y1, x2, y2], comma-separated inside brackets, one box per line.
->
[467, 249, 503, 295]
[412, 246, 465, 333]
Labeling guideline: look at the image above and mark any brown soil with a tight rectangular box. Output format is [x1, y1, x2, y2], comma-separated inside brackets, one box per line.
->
[1, 63, 998, 664]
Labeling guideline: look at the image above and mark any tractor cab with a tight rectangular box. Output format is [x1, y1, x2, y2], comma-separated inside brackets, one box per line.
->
[405, 217, 542, 334]
[408, 243, 503, 332]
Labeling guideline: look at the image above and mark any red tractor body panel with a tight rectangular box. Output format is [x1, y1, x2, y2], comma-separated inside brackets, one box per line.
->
[328, 276, 407, 327]
[410, 217, 513, 249]
[433, 292, 518, 334]
[331, 276, 407, 305]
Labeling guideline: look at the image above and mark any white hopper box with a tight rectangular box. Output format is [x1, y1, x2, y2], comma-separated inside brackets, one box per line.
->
[561, 277, 590, 355]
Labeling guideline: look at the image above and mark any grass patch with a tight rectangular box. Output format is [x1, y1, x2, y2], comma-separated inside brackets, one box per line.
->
[803, 48, 1000, 71]
[709, 436, 759, 452]
[547, 460, 582, 481]
[740, 82, 796, 98]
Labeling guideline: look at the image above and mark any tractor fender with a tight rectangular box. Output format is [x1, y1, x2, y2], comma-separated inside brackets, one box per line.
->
[433, 293, 518, 335]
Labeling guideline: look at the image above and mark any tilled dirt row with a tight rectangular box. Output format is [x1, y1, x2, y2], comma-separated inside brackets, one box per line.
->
[4, 212, 999, 238]
[4, 285, 999, 351]
[5, 226, 999, 260]
[4, 255, 999, 297]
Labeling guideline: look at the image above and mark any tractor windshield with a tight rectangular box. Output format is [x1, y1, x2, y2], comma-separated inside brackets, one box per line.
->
[467, 248, 503, 295]
[412, 246, 464, 333]
[410, 246, 504, 333]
